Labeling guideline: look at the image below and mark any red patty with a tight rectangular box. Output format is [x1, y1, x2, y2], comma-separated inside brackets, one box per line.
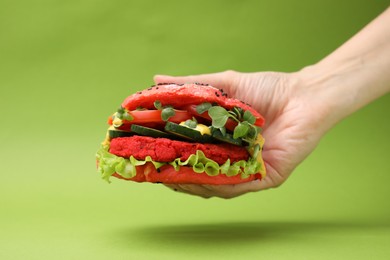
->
[109, 136, 249, 165]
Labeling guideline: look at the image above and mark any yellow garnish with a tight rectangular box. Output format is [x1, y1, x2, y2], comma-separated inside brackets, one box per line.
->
[179, 122, 211, 135]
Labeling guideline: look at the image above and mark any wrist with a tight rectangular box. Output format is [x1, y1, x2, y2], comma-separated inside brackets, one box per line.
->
[292, 59, 365, 132]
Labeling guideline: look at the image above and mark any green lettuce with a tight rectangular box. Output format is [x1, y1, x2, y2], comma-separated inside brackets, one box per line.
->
[96, 145, 262, 182]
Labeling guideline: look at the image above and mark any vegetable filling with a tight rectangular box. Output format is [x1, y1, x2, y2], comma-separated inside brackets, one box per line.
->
[98, 101, 265, 181]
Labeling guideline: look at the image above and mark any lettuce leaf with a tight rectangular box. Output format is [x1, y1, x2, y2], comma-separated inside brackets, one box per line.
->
[96, 145, 262, 182]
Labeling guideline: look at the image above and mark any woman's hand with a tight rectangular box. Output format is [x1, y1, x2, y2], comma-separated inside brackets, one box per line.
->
[154, 70, 327, 198]
[153, 8, 390, 199]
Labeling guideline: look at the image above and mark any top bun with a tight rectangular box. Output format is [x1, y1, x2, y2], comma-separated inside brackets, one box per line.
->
[121, 83, 263, 122]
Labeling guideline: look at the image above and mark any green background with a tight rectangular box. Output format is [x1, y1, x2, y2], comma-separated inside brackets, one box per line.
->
[1, 0, 389, 259]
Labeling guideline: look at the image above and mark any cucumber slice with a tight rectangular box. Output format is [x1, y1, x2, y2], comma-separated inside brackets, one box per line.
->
[164, 122, 214, 143]
[212, 130, 242, 146]
[109, 130, 133, 139]
[131, 124, 172, 139]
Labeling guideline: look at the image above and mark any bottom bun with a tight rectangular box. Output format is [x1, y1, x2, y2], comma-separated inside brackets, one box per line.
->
[112, 162, 261, 185]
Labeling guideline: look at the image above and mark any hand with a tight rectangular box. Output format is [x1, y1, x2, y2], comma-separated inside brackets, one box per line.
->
[153, 9, 390, 198]
[154, 70, 327, 198]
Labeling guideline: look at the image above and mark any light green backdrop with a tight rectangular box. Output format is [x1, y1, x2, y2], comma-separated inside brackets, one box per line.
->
[1, 1, 389, 259]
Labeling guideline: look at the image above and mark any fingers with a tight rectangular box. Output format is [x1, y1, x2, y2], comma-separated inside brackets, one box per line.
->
[164, 184, 214, 198]
[164, 179, 273, 199]
[203, 180, 265, 198]
[164, 184, 181, 192]
[153, 70, 239, 90]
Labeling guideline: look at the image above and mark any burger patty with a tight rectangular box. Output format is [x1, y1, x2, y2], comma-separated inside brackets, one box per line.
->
[109, 136, 250, 165]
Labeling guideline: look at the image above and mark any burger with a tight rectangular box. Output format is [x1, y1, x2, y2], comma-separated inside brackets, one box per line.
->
[96, 83, 266, 185]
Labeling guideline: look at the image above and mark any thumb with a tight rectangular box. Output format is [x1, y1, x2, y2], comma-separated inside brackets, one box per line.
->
[153, 70, 238, 90]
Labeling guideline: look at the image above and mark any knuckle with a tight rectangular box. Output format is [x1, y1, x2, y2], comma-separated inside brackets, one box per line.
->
[218, 192, 236, 199]
[224, 70, 238, 77]
[273, 179, 286, 189]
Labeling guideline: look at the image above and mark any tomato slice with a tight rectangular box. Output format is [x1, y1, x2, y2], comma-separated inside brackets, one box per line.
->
[131, 110, 192, 123]
[107, 115, 113, 125]
[107, 105, 264, 131]
[108, 109, 192, 127]
[254, 117, 265, 128]
[127, 110, 166, 123]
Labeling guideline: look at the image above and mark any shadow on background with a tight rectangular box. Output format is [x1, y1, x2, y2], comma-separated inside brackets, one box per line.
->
[111, 220, 390, 249]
